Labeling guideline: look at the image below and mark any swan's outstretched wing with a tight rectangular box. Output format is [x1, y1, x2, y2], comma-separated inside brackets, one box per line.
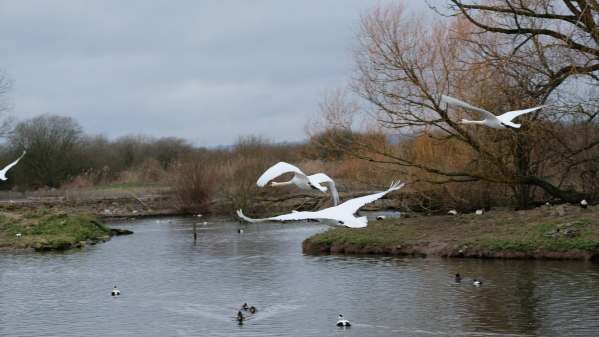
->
[0, 151, 26, 180]
[256, 162, 306, 187]
[236, 209, 316, 223]
[497, 105, 546, 123]
[441, 95, 497, 120]
[332, 181, 404, 215]
[309, 173, 339, 205]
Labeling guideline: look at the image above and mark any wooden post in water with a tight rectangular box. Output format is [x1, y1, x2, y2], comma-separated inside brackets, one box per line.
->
[193, 222, 197, 241]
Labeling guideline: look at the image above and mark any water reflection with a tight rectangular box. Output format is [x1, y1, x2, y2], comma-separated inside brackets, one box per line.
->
[1, 217, 598, 337]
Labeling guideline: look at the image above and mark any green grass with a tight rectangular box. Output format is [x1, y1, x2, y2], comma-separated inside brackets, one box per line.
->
[462, 219, 598, 252]
[0, 211, 110, 251]
[304, 206, 599, 257]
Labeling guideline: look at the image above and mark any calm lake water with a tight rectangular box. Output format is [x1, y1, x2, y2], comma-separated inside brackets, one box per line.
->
[1, 217, 599, 337]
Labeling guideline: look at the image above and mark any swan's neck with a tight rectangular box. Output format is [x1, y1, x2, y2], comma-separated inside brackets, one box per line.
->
[460, 119, 485, 125]
[271, 181, 293, 187]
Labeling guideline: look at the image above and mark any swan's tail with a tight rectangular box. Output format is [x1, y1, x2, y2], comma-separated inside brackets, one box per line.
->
[357, 216, 368, 226]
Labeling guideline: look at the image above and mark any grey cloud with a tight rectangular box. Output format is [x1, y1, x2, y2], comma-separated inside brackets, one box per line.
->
[0, 0, 432, 146]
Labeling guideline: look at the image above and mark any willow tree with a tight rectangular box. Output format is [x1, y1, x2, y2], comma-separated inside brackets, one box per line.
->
[324, 3, 598, 208]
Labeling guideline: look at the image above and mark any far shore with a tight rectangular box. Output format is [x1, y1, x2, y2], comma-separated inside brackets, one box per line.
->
[3, 187, 599, 260]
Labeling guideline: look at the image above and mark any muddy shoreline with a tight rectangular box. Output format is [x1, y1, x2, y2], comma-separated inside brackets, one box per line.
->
[302, 241, 599, 260]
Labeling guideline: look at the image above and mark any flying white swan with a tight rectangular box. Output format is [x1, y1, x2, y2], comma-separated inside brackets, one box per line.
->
[441, 95, 545, 129]
[0, 151, 26, 181]
[257, 162, 340, 205]
[237, 181, 404, 228]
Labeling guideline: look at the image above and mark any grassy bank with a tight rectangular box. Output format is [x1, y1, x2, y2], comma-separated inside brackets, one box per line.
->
[303, 204, 599, 260]
[0, 209, 131, 251]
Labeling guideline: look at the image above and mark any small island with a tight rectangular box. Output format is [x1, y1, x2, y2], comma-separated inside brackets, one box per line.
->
[303, 204, 599, 260]
[0, 208, 132, 252]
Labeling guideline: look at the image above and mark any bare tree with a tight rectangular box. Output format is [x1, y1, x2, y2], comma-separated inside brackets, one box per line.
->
[319, 4, 599, 207]
[445, 0, 599, 203]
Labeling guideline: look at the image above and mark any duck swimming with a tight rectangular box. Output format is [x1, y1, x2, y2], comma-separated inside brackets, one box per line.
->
[237, 311, 245, 324]
[455, 273, 462, 283]
[336, 314, 351, 327]
[111, 286, 121, 296]
[473, 279, 482, 287]
[249, 306, 257, 314]
[241, 303, 249, 311]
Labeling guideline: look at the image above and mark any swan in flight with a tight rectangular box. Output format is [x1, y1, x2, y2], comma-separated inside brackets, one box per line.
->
[0, 151, 26, 181]
[441, 95, 545, 129]
[237, 181, 404, 228]
[257, 162, 339, 205]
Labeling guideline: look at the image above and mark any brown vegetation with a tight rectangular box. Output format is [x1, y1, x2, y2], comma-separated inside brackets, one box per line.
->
[308, 2, 599, 210]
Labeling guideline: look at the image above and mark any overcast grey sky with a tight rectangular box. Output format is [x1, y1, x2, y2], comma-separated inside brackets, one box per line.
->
[0, 0, 436, 146]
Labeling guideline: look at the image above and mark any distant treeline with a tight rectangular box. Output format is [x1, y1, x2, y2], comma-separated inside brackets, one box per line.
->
[1, 111, 597, 216]
[0, 114, 194, 189]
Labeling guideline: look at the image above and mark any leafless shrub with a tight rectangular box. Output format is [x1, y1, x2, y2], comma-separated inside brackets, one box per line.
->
[172, 153, 223, 214]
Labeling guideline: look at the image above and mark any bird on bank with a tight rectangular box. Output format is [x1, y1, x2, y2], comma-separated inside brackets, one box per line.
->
[237, 181, 404, 229]
[441, 95, 545, 129]
[0, 150, 26, 181]
[448, 209, 458, 216]
[581, 199, 588, 209]
[257, 162, 340, 205]
[475, 209, 484, 215]
[336, 314, 351, 327]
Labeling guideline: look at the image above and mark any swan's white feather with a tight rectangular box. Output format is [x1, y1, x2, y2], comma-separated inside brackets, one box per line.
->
[330, 181, 404, 215]
[309, 173, 339, 205]
[256, 162, 306, 187]
[0, 151, 26, 181]
[497, 105, 546, 123]
[237, 181, 404, 228]
[441, 95, 497, 120]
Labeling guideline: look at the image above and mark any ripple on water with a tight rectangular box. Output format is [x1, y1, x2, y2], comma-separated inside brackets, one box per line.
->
[1, 218, 599, 337]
